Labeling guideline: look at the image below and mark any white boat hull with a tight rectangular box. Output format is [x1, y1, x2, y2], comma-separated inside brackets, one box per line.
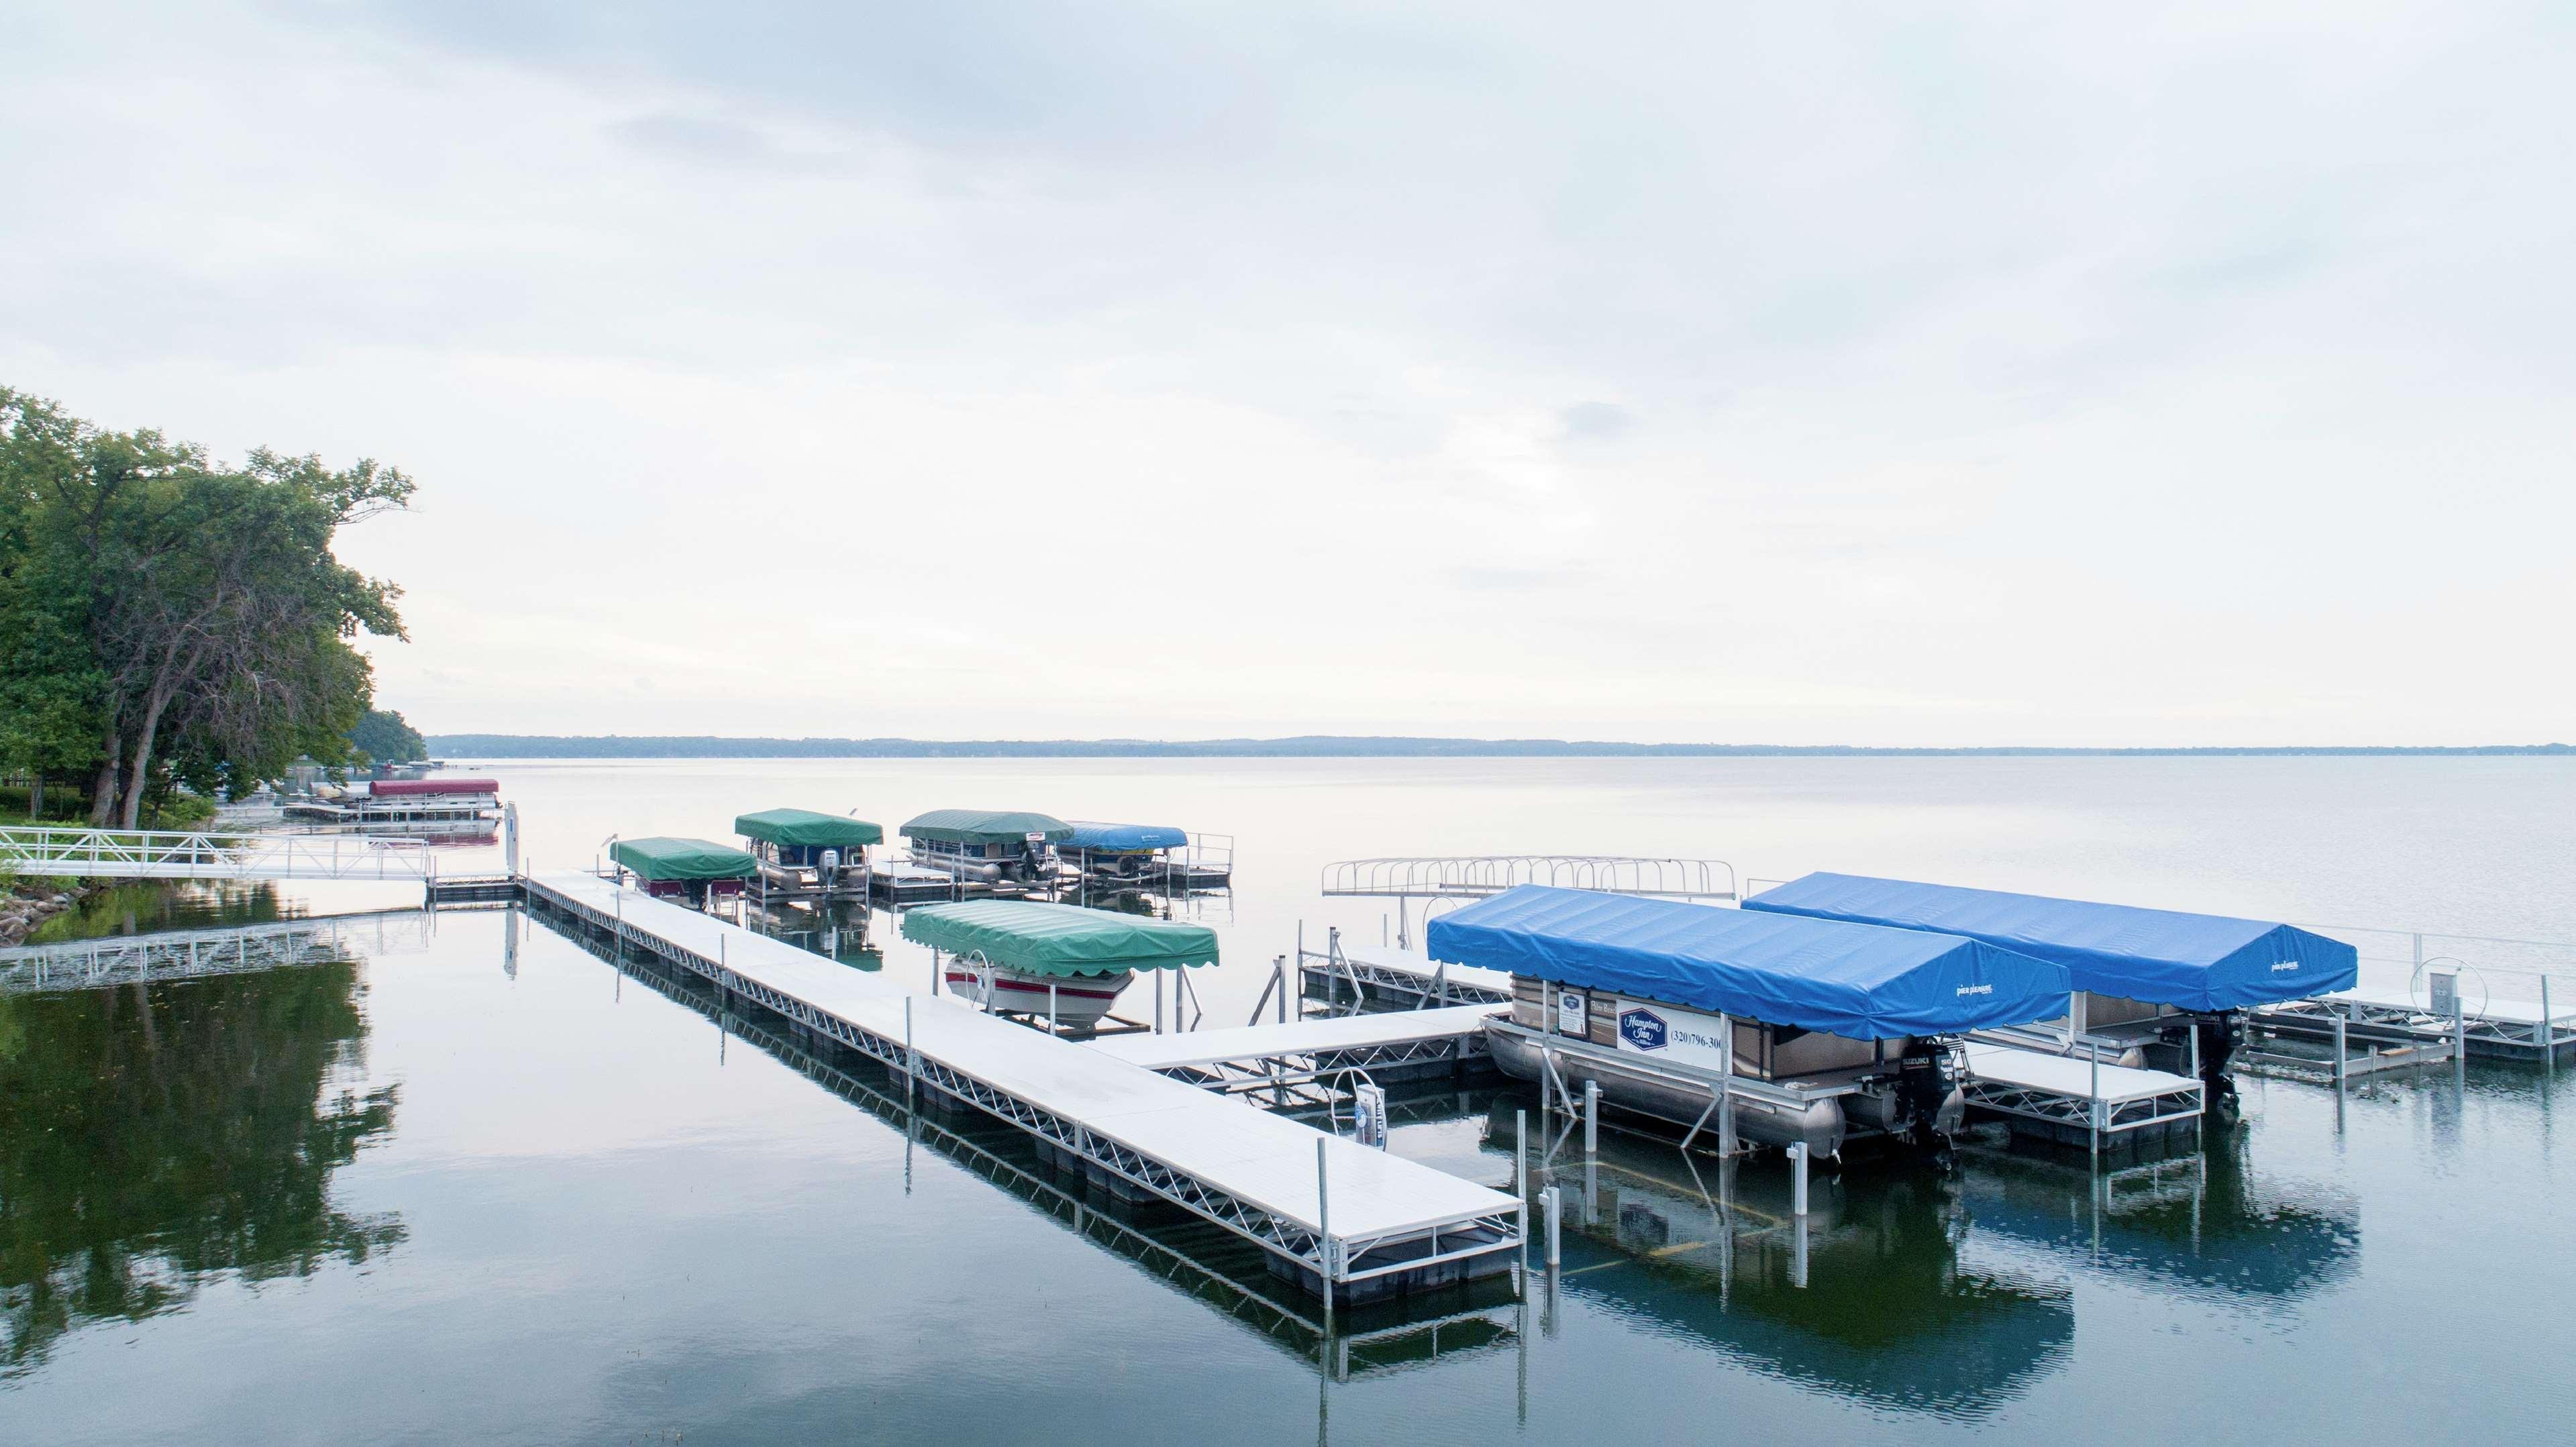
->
[945, 962, 1133, 1027]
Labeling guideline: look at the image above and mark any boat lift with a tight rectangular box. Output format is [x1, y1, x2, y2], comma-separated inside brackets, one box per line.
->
[1323, 856, 1737, 949]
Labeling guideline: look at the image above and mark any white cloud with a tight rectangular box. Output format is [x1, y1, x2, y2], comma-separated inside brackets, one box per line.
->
[1, 0, 2568, 745]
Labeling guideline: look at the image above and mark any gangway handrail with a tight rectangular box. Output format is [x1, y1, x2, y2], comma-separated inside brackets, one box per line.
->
[0, 824, 437, 881]
[1321, 854, 1738, 902]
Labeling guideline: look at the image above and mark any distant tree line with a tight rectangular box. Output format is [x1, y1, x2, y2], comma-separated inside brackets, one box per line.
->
[0, 387, 412, 826]
[425, 733, 2574, 759]
[350, 708, 427, 764]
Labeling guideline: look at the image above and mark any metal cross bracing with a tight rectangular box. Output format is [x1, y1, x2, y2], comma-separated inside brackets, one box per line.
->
[520, 875, 1523, 1297]
[0, 910, 435, 994]
[2259, 992, 2576, 1059]
[1296, 939, 1514, 1014]
[0, 825, 438, 882]
[1957, 1074, 2204, 1137]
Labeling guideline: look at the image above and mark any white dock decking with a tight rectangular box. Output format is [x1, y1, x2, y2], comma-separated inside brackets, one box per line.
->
[525, 872, 1521, 1293]
[1092, 1004, 1506, 1104]
[1959, 1043, 2206, 1138]
[1094, 1005, 1507, 1073]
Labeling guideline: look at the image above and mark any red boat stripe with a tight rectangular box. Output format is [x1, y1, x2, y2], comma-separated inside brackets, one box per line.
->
[945, 973, 1123, 1002]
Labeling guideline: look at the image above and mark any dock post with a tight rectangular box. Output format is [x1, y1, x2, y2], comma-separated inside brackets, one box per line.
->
[1315, 1138, 1335, 1334]
[1788, 1142, 1808, 1217]
[1153, 969, 1164, 1034]
[1583, 1079, 1599, 1157]
[1543, 1186, 1561, 1268]
[2334, 1013, 2349, 1095]
[2455, 994, 2469, 1087]
[2545, 977, 2557, 1073]
[2088, 1043, 2102, 1169]
[1718, 1012, 1735, 1155]
[1514, 1108, 1529, 1277]
[904, 998, 916, 1109]
[1049, 982, 1059, 1038]
[1276, 955, 1288, 1024]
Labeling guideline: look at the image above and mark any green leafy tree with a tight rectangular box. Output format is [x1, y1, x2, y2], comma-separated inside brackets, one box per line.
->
[0, 387, 412, 824]
[348, 708, 427, 765]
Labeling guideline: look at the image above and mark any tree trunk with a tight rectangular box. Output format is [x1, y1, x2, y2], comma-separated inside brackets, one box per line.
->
[28, 774, 40, 818]
[88, 740, 120, 827]
[120, 705, 165, 830]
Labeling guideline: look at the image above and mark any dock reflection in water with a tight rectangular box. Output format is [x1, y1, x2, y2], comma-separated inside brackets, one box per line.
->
[0, 948, 404, 1379]
[1956, 1132, 2359, 1309]
[1514, 1122, 2074, 1422]
[570, 922, 1524, 1375]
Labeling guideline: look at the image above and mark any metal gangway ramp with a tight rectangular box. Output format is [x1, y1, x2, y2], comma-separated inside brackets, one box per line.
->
[0, 910, 435, 994]
[1091, 1004, 1506, 1106]
[523, 871, 1521, 1301]
[0, 825, 437, 883]
[1323, 855, 1736, 949]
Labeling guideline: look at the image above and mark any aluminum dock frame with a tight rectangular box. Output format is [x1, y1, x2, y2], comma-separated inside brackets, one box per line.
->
[1091, 1005, 1506, 1108]
[523, 871, 1521, 1304]
[2259, 986, 2576, 1065]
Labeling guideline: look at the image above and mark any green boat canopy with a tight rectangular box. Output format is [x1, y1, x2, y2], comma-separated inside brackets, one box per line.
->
[733, 808, 884, 849]
[900, 900, 1219, 976]
[610, 837, 758, 881]
[900, 809, 1074, 846]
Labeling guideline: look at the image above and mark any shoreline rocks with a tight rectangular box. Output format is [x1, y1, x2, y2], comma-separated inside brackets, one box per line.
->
[1, 880, 99, 947]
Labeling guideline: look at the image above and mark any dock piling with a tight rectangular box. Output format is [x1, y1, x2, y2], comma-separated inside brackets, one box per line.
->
[1583, 1079, 1599, 1157]
[2334, 1014, 2349, 1094]
[1788, 1142, 1809, 1217]
[1543, 1186, 1561, 1269]
[2545, 977, 2557, 1073]
[1315, 1138, 1335, 1334]
[1514, 1108, 1529, 1277]
[2088, 1042, 2102, 1169]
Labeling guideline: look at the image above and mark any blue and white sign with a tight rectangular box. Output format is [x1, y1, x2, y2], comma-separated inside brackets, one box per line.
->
[1619, 1008, 1668, 1052]
[1615, 1000, 1737, 1076]
[1555, 987, 1589, 1037]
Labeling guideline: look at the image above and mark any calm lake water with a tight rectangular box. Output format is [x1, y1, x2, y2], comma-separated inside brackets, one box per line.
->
[4, 757, 2571, 1443]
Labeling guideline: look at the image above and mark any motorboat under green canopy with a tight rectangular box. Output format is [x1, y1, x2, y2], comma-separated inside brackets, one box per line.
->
[609, 836, 758, 881]
[733, 808, 884, 849]
[901, 810, 1074, 846]
[900, 900, 1219, 977]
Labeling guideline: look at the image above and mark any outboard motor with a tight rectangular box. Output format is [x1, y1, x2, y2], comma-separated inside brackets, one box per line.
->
[1011, 839, 1050, 883]
[1894, 1040, 1964, 1151]
[2196, 1012, 2244, 1126]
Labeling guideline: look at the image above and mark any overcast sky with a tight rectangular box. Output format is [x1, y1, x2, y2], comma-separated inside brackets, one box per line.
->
[5, 2, 2569, 745]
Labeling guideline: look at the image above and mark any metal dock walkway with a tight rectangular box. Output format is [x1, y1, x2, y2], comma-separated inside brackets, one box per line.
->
[1959, 1044, 2203, 1145]
[1092, 1004, 1506, 1103]
[523, 871, 1521, 1301]
[1300, 939, 1514, 1010]
[2261, 985, 2576, 1062]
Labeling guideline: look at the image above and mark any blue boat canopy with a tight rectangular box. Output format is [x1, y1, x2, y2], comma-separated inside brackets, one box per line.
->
[1741, 873, 2357, 1012]
[1425, 886, 2071, 1040]
[1064, 822, 1189, 852]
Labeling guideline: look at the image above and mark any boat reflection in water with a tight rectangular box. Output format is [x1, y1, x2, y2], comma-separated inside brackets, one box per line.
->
[739, 898, 882, 972]
[1955, 1129, 2359, 1309]
[1514, 1119, 2074, 1422]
